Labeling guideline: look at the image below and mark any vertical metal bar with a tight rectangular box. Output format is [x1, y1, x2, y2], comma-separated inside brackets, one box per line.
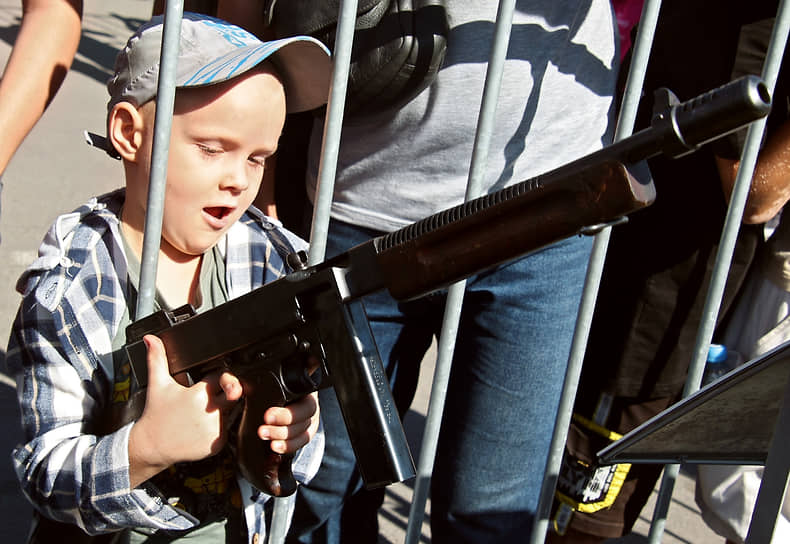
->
[135, 0, 184, 320]
[648, 2, 790, 542]
[268, 1, 359, 543]
[746, 378, 790, 543]
[404, 4, 518, 541]
[529, 1, 662, 542]
[403, 283, 462, 544]
[306, 0, 358, 266]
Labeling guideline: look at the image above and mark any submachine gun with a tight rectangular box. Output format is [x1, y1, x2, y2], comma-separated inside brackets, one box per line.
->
[118, 75, 771, 497]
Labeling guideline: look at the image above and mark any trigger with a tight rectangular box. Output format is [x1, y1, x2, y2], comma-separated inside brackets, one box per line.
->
[282, 340, 323, 394]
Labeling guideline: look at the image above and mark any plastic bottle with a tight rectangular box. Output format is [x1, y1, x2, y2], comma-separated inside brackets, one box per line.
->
[702, 344, 743, 386]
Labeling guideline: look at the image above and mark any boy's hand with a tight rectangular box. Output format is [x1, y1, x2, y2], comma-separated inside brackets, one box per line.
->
[260, 392, 320, 454]
[128, 335, 320, 488]
[128, 334, 240, 487]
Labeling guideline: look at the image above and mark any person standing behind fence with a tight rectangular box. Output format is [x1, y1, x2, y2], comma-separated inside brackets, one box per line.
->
[693, 12, 790, 541]
[547, 0, 789, 541]
[258, 2, 620, 543]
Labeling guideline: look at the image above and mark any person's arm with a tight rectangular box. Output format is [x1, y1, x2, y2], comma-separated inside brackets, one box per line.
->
[152, 0, 270, 38]
[253, 153, 278, 217]
[717, 119, 790, 224]
[0, 0, 83, 175]
[216, 0, 270, 38]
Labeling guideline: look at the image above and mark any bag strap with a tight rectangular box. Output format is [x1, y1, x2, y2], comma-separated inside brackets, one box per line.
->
[262, 0, 387, 37]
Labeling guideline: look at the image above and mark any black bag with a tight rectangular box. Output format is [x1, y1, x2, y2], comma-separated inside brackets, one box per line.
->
[262, 0, 448, 116]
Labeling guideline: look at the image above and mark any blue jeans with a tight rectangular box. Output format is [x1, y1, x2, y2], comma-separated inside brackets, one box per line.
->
[287, 218, 592, 543]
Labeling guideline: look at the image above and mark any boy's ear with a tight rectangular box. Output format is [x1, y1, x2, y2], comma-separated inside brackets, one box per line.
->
[108, 102, 145, 161]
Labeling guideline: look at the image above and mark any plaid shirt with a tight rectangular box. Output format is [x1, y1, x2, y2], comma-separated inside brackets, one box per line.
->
[7, 189, 322, 540]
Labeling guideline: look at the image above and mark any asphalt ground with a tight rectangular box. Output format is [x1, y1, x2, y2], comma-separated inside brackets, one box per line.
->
[0, 2, 725, 542]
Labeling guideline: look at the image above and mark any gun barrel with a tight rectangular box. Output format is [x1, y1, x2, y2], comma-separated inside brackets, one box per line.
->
[669, 74, 771, 154]
[576, 75, 771, 169]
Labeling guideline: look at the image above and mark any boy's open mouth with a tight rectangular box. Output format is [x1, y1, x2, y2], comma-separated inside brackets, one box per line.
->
[204, 206, 232, 220]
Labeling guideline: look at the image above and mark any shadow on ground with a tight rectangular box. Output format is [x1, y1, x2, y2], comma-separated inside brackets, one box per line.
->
[0, 11, 147, 87]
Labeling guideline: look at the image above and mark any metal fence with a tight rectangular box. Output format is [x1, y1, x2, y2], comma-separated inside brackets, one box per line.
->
[140, 1, 790, 542]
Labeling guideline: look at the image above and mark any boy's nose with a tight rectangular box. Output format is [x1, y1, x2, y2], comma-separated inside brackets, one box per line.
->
[219, 163, 251, 193]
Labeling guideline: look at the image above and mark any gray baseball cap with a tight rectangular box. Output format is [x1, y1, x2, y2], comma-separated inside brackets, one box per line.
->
[87, 13, 332, 157]
[107, 12, 332, 113]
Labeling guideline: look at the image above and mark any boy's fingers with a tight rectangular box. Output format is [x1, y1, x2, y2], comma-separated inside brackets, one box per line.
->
[269, 436, 309, 454]
[195, 371, 241, 414]
[263, 393, 317, 426]
[218, 372, 243, 401]
[259, 418, 311, 442]
[143, 335, 170, 386]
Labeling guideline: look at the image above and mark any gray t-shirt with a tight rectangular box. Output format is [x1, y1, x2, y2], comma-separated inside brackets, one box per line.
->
[306, 0, 618, 232]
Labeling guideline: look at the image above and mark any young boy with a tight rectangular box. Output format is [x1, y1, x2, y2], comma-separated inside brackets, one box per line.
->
[6, 13, 331, 543]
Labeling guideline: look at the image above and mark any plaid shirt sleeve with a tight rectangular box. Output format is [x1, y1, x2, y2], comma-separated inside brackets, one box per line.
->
[7, 198, 196, 535]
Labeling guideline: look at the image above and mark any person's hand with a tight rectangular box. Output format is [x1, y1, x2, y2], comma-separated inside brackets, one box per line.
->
[128, 334, 241, 487]
[260, 392, 320, 454]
